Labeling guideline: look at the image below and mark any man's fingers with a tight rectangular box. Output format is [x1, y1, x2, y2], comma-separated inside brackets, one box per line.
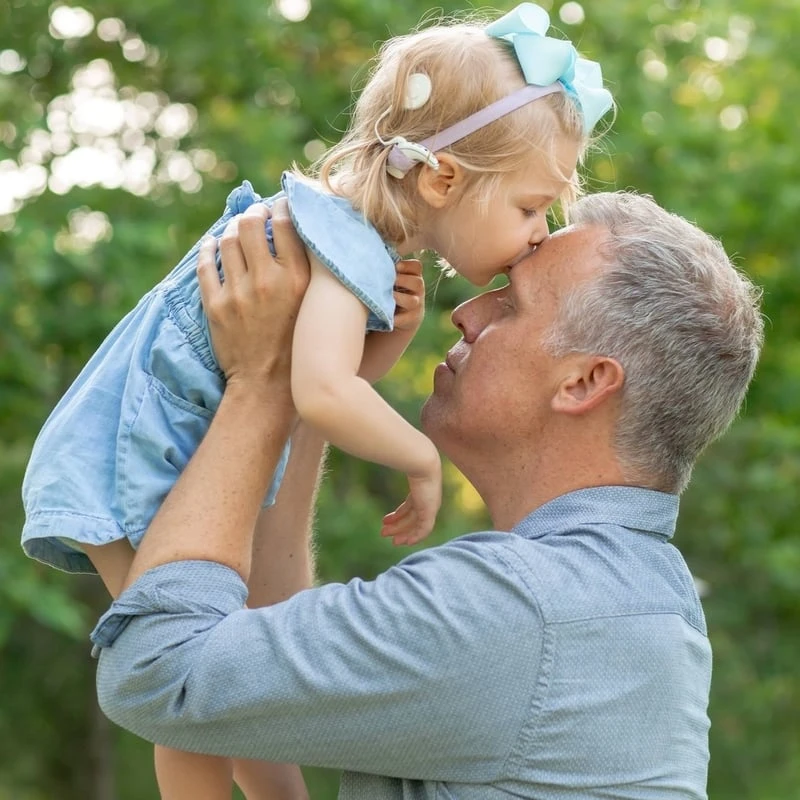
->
[268, 198, 311, 300]
[218, 214, 248, 287]
[196, 236, 221, 313]
[270, 198, 306, 267]
[237, 203, 271, 268]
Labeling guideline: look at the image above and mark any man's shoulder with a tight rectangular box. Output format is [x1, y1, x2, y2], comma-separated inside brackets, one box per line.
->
[386, 532, 548, 634]
[432, 518, 706, 635]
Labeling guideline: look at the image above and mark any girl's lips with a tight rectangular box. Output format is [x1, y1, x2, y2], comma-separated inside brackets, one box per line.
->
[509, 244, 538, 267]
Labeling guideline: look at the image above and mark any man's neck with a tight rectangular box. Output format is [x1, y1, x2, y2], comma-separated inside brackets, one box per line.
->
[468, 446, 629, 531]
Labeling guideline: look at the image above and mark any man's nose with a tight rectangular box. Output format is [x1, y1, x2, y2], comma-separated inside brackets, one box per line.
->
[451, 292, 492, 343]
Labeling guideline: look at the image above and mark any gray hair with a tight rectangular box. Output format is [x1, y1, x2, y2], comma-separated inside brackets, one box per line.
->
[545, 191, 764, 493]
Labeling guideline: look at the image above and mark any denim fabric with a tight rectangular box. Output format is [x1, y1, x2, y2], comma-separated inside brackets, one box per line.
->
[280, 173, 399, 331]
[22, 177, 397, 574]
[91, 487, 711, 799]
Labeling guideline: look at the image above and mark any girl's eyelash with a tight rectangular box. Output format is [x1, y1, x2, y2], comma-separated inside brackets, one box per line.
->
[522, 208, 537, 218]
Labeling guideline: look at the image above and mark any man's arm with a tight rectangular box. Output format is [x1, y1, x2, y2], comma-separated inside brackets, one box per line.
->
[247, 421, 326, 607]
[234, 422, 326, 800]
[120, 200, 307, 591]
[93, 539, 539, 779]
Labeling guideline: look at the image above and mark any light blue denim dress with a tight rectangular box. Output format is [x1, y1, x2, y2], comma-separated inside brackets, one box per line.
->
[22, 174, 399, 573]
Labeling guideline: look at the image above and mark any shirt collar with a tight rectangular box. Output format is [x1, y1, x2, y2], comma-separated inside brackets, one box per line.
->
[512, 486, 679, 541]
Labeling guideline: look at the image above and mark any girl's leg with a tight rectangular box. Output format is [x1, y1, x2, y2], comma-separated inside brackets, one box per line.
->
[84, 540, 236, 800]
[84, 538, 138, 598]
[232, 759, 308, 800]
[154, 748, 233, 800]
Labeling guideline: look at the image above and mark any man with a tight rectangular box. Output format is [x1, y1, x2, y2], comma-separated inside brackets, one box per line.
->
[91, 191, 763, 799]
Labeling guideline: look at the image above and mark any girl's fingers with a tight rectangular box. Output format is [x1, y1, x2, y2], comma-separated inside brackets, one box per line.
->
[380, 501, 417, 539]
[391, 524, 423, 547]
[394, 273, 424, 294]
[394, 290, 421, 311]
[395, 258, 422, 276]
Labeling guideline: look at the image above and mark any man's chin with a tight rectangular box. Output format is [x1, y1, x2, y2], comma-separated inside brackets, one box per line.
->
[420, 394, 434, 432]
[420, 395, 441, 440]
[420, 394, 451, 453]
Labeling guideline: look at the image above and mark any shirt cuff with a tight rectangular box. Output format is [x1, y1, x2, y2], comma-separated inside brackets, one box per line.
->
[89, 560, 248, 656]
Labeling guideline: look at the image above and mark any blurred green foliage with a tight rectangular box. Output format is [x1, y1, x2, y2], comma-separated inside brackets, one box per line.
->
[1, 0, 797, 797]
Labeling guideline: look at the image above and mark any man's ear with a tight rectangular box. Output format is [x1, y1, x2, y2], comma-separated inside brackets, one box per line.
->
[416, 153, 465, 209]
[552, 355, 625, 415]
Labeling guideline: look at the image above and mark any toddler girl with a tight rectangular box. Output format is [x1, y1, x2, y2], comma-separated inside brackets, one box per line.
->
[22, 4, 612, 799]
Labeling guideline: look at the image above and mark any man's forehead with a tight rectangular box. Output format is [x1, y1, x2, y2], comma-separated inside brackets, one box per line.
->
[525, 224, 603, 262]
[548, 222, 596, 244]
[550, 223, 578, 240]
[516, 224, 604, 276]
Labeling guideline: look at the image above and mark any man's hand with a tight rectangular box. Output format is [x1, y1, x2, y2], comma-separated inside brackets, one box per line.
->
[197, 198, 310, 391]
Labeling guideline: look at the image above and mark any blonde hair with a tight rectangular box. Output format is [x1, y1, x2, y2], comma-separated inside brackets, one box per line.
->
[303, 16, 589, 245]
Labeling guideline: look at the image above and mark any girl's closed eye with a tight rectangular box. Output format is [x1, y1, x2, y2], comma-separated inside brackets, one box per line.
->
[522, 208, 538, 218]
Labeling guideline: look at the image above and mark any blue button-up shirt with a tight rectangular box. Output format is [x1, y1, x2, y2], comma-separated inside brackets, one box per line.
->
[91, 486, 710, 799]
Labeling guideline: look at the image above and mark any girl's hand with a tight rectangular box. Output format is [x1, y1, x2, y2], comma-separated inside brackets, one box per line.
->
[357, 259, 425, 384]
[392, 259, 425, 332]
[380, 454, 442, 546]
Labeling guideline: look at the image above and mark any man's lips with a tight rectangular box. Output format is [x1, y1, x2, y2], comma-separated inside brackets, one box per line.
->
[445, 342, 468, 372]
[434, 349, 461, 385]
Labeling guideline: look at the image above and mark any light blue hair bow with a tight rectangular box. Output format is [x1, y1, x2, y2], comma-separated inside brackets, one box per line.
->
[485, 3, 613, 134]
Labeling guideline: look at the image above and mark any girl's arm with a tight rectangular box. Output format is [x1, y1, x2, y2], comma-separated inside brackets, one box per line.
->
[358, 260, 424, 384]
[292, 254, 440, 543]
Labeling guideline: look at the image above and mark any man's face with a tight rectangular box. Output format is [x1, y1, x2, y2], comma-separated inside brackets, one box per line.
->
[421, 223, 607, 463]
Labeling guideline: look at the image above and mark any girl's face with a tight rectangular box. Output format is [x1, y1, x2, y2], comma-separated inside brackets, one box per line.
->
[433, 141, 580, 287]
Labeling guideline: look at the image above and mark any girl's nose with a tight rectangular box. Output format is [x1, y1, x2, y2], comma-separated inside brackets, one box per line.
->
[530, 215, 549, 248]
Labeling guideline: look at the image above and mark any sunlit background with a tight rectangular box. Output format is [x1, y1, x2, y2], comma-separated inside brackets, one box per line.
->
[1, 1, 798, 798]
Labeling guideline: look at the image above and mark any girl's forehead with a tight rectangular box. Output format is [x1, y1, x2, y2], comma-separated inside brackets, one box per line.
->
[505, 161, 574, 197]
[511, 141, 580, 188]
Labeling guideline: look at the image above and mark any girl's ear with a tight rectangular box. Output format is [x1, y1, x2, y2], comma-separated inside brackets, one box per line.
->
[416, 153, 466, 209]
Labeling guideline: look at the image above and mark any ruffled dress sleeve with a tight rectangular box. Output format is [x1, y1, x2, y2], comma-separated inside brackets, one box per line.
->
[281, 173, 398, 332]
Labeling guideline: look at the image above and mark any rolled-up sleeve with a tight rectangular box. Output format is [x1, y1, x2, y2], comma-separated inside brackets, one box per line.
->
[92, 543, 544, 780]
